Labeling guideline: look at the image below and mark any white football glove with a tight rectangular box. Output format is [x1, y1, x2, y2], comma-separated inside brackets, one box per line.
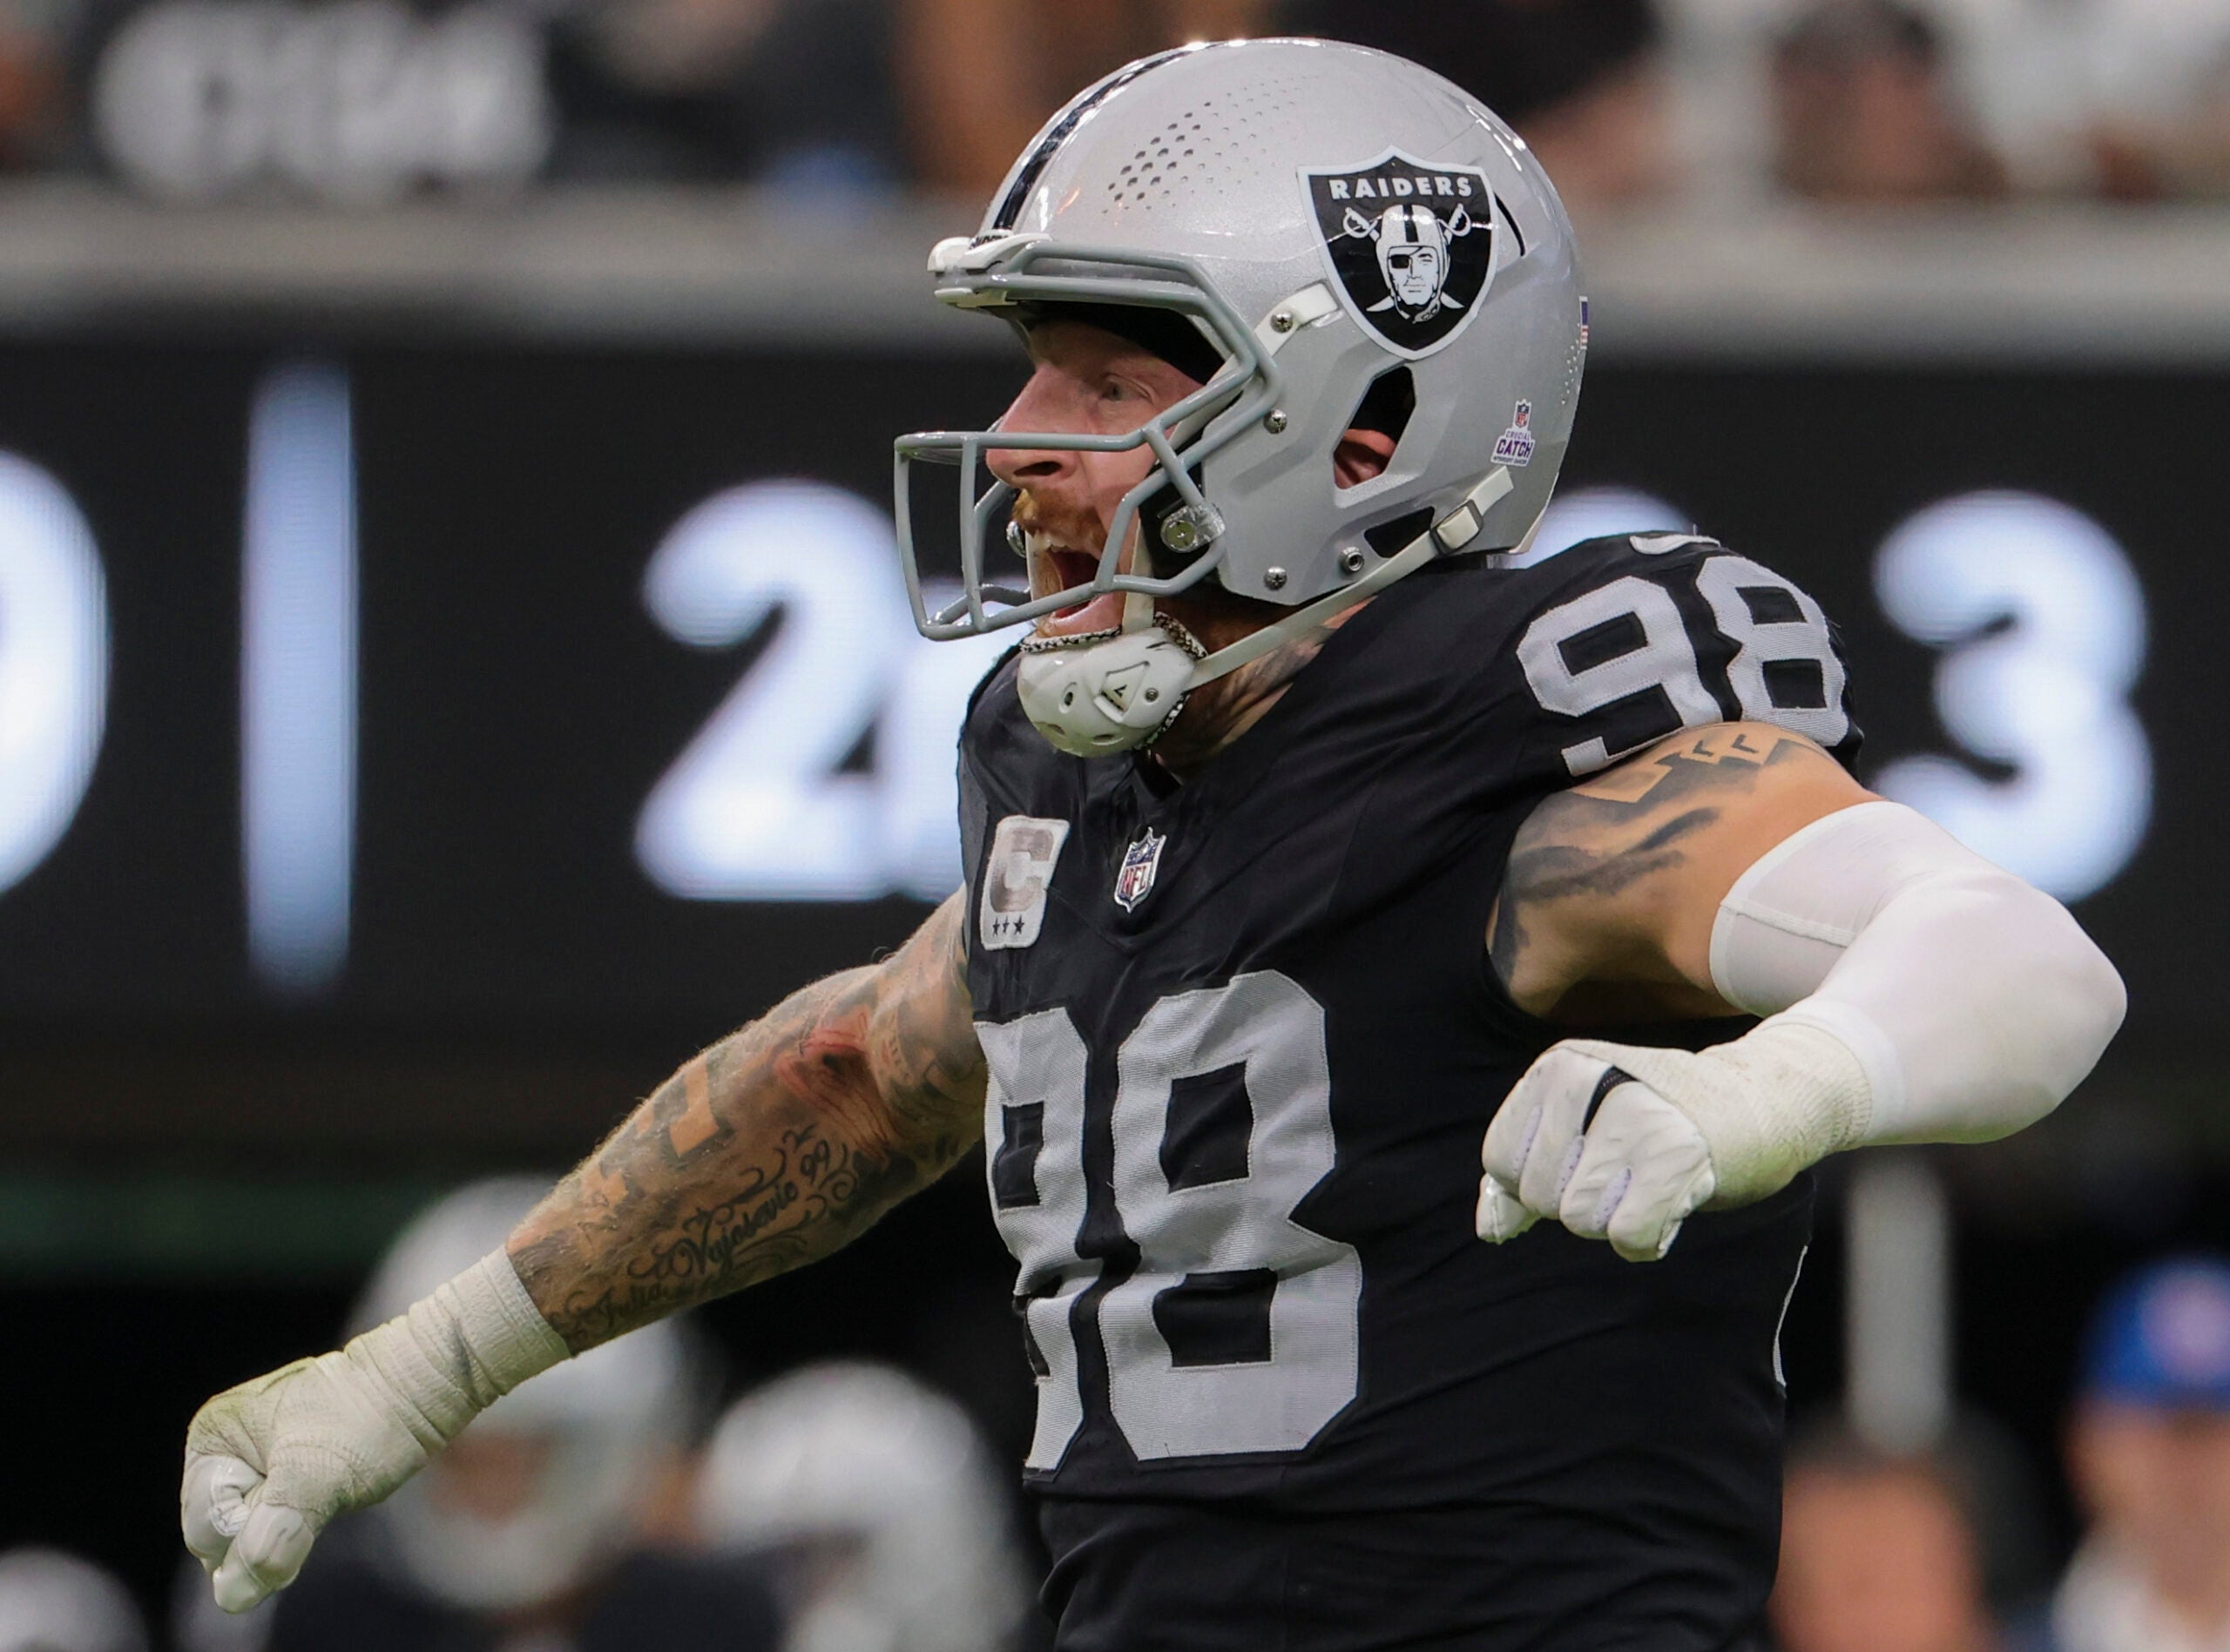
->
[181, 1251, 566, 1613]
[1476, 1018, 1868, 1262]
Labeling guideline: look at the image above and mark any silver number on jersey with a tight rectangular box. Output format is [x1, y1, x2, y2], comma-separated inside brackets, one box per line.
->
[1517, 574, 1721, 774]
[1517, 556, 1847, 773]
[977, 1009, 1094, 1471]
[1693, 556, 1850, 749]
[1100, 973, 1360, 1459]
[978, 973, 1362, 1467]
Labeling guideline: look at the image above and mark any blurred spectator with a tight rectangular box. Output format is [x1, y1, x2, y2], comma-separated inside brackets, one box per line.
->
[1297, 0, 1677, 207]
[1925, 0, 2230, 198]
[1769, 0, 2004, 199]
[543, 0, 901, 191]
[0, 1548, 147, 1652]
[2015, 1255, 2230, 1652]
[1652, 0, 2230, 201]
[2078, 3, 2230, 199]
[696, 1359, 1033, 1652]
[0, 0, 66, 168]
[895, 0, 1275, 199]
[44, 0, 2230, 201]
[1772, 1419, 2007, 1652]
[177, 1177, 780, 1652]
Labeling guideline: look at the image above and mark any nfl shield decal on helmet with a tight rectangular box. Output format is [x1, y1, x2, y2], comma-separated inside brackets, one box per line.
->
[1301, 150, 1496, 358]
[1492, 400, 1536, 467]
[1113, 828, 1166, 912]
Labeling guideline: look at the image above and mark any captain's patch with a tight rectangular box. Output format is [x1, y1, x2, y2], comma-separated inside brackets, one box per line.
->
[980, 816, 1071, 950]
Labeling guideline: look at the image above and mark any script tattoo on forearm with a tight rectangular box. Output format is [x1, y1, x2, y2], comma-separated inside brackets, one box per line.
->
[507, 894, 986, 1352]
[1490, 725, 1841, 995]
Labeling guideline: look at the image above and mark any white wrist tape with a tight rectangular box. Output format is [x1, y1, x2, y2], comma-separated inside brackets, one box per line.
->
[1709, 800, 2125, 1146]
[352, 1250, 571, 1447]
[181, 1250, 569, 1614]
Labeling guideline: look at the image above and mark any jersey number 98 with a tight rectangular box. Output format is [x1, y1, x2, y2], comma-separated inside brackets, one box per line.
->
[1516, 549, 1850, 775]
[978, 974, 1360, 1468]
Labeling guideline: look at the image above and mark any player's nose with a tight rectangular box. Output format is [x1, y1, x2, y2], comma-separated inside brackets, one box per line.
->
[984, 369, 1085, 490]
[983, 438, 1072, 490]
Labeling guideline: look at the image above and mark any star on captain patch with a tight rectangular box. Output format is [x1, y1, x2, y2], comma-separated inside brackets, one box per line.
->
[1113, 827, 1166, 913]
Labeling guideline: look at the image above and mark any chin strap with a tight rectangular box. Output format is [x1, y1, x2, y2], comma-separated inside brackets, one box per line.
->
[1186, 462, 1522, 690]
[1179, 526, 1438, 693]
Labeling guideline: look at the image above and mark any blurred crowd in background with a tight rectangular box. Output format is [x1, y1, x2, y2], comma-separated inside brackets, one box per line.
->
[1773, 1256, 2230, 1652]
[3, 1181, 2229, 1650]
[3, 1180, 1043, 1652]
[0, 0, 2224, 207]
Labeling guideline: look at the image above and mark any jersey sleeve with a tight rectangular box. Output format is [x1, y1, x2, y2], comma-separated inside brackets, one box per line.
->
[1503, 532, 1862, 780]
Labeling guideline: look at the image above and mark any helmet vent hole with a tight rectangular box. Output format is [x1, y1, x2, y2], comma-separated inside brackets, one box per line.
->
[1495, 196, 1529, 258]
[1348, 365, 1416, 448]
[1363, 507, 1436, 559]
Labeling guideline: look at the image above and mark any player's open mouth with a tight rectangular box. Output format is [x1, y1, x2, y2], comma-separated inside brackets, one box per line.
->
[1044, 548, 1112, 621]
[1044, 549, 1098, 606]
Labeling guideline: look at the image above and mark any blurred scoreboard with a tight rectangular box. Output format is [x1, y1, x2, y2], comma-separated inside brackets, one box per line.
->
[0, 339, 2217, 1072]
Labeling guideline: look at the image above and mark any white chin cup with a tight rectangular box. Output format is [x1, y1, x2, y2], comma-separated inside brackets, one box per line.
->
[1017, 624, 1199, 757]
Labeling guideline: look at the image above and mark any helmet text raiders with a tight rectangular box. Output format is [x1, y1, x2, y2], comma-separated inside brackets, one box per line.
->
[894, 38, 1588, 755]
[1306, 150, 1497, 354]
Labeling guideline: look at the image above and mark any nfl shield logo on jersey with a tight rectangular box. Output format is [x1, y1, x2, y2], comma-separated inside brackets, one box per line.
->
[1300, 149, 1496, 358]
[1112, 828, 1166, 912]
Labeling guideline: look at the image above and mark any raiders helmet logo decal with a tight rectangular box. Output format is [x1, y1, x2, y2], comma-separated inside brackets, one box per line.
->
[1300, 151, 1497, 358]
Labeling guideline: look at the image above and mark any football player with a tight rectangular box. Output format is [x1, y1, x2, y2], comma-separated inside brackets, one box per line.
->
[181, 39, 2125, 1650]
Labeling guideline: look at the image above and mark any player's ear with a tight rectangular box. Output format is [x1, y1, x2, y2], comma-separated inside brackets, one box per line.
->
[1334, 428, 1399, 489]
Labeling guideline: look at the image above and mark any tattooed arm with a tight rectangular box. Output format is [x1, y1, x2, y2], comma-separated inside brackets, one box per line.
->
[1477, 720, 2118, 1258]
[510, 890, 985, 1351]
[181, 894, 985, 1610]
[1488, 723, 1874, 1023]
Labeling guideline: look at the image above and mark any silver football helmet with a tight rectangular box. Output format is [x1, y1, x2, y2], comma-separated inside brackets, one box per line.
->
[694, 1361, 1030, 1652]
[0, 1548, 147, 1652]
[893, 37, 1587, 755]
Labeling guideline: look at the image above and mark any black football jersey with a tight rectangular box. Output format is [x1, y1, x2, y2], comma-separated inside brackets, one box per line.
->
[956, 534, 1862, 1650]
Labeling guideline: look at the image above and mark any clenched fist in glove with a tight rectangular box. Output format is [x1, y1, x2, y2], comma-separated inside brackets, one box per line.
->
[1476, 1018, 1868, 1263]
[1478, 799, 2128, 1263]
[181, 1251, 567, 1612]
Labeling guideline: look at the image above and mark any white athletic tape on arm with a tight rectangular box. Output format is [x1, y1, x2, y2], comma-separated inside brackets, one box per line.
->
[183, 1250, 569, 1612]
[1708, 800, 2125, 1146]
[356, 1250, 571, 1441]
